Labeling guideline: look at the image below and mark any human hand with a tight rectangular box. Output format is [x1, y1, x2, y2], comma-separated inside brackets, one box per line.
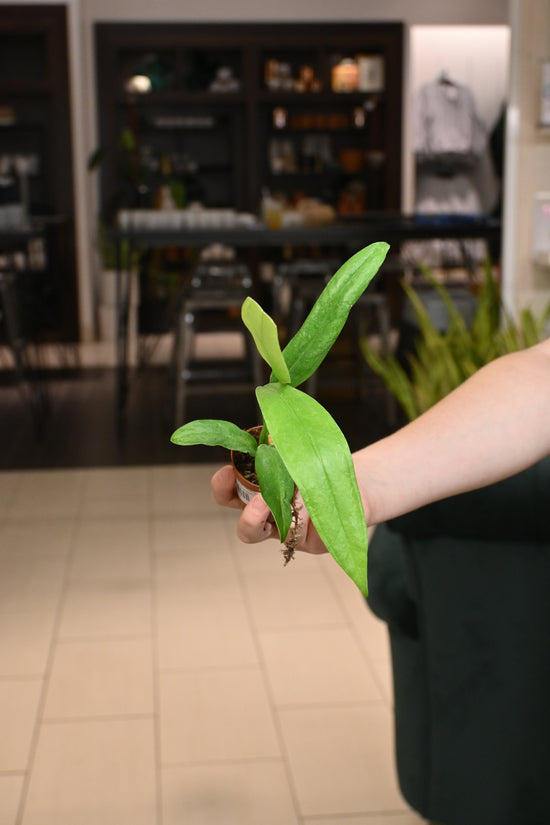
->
[210, 465, 329, 554]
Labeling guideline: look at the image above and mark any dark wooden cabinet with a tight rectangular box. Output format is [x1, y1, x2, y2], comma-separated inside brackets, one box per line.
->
[94, 22, 403, 220]
[0, 5, 78, 340]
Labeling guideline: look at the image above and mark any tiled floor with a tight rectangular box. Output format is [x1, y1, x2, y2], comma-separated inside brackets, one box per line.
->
[0, 462, 426, 825]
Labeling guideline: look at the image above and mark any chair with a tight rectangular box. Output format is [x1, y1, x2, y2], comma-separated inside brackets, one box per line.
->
[172, 260, 263, 426]
[366, 457, 550, 825]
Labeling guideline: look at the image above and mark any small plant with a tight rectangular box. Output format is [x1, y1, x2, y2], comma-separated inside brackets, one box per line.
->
[96, 218, 140, 271]
[171, 242, 389, 596]
[362, 263, 550, 420]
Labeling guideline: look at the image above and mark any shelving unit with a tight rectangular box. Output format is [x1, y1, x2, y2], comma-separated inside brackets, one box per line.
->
[0, 5, 78, 341]
[95, 22, 404, 219]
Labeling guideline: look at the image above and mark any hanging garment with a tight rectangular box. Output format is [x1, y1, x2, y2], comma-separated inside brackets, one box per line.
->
[406, 77, 496, 269]
[414, 79, 488, 172]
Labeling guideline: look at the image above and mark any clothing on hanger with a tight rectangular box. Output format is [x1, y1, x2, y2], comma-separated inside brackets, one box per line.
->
[414, 75, 487, 170]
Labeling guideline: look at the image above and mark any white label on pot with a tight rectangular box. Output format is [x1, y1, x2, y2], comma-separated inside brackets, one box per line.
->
[236, 478, 258, 504]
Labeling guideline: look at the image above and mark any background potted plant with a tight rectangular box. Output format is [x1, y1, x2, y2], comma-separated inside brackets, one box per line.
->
[171, 242, 389, 597]
[94, 217, 142, 344]
[361, 264, 550, 420]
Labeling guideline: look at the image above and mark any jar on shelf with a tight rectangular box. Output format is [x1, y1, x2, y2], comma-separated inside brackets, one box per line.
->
[331, 59, 359, 93]
[356, 55, 385, 91]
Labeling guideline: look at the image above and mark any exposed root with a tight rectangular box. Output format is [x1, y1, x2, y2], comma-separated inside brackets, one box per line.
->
[281, 497, 302, 565]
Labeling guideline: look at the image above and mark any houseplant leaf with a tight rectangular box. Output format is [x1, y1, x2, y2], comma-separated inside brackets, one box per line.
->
[256, 382, 368, 596]
[171, 419, 258, 456]
[255, 443, 294, 542]
[281, 241, 389, 387]
[242, 297, 290, 384]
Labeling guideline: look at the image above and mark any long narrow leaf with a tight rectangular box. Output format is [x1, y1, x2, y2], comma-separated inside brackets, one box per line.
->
[256, 383, 368, 596]
[171, 420, 258, 456]
[282, 242, 389, 387]
[241, 297, 290, 384]
[255, 443, 294, 542]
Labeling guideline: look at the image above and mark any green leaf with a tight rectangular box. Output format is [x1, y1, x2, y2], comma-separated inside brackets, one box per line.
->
[241, 298, 290, 384]
[255, 444, 294, 542]
[256, 383, 368, 596]
[170, 420, 258, 456]
[281, 242, 389, 387]
[119, 127, 137, 152]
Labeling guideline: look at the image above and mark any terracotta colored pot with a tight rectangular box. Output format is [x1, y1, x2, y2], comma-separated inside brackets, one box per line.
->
[231, 426, 261, 504]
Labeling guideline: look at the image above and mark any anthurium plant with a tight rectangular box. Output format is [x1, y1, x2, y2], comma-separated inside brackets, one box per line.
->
[171, 242, 389, 596]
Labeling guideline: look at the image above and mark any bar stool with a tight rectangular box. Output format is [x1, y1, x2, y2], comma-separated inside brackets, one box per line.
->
[172, 261, 264, 426]
[274, 258, 342, 342]
[305, 289, 393, 402]
[276, 257, 395, 425]
[275, 258, 392, 400]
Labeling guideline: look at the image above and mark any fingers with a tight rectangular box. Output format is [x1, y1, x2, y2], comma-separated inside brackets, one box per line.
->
[211, 465, 330, 554]
[210, 465, 243, 510]
[237, 493, 275, 543]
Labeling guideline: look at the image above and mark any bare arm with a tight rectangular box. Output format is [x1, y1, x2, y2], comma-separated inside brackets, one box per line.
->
[212, 337, 550, 548]
[359, 337, 550, 525]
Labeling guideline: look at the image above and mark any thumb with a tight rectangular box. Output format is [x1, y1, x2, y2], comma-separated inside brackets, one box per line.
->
[238, 493, 275, 542]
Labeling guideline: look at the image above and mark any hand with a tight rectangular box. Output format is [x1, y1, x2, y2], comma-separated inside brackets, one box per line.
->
[210, 465, 329, 554]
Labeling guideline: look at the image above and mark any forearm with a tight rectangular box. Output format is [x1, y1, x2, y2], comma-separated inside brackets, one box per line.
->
[355, 339, 550, 525]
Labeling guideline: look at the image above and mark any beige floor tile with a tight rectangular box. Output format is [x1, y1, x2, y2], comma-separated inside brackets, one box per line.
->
[80, 466, 150, 501]
[159, 667, 280, 763]
[277, 704, 406, 817]
[154, 542, 240, 590]
[323, 560, 392, 661]
[0, 775, 24, 825]
[150, 464, 221, 517]
[240, 564, 348, 630]
[0, 521, 74, 560]
[155, 584, 257, 670]
[58, 581, 152, 639]
[303, 814, 425, 825]
[153, 514, 229, 556]
[44, 637, 154, 719]
[79, 467, 151, 518]
[20, 718, 157, 825]
[319, 553, 372, 619]
[258, 627, 384, 706]
[5, 470, 84, 520]
[161, 760, 299, 825]
[0, 611, 55, 677]
[70, 519, 151, 582]
[227, 528, 291, 574]
[153, 516, 238, 587]
[370, 657, 395, 705]
[0, 678, 43, 771]
[78, 495, 150, 519]
[355, 609, 393, 664]
[0, 556, 66, 615]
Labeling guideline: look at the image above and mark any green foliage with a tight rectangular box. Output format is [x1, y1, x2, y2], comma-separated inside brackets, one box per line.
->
[255, 443, 295, 542]
[170, 242, 389, 596]
[362, 265, 550, 421]
[170, 419, 258, 456]
[257, 383, 369, 596]
[96, 218, 140, 271]
[242, 298, 290, 385]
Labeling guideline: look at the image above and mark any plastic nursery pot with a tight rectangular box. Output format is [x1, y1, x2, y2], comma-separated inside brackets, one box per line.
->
[231, 425, 262, 505]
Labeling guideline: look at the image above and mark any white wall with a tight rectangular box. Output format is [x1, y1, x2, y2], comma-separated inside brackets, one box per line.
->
[82, 0, 508, 25]
[501, 0, 550, 318]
